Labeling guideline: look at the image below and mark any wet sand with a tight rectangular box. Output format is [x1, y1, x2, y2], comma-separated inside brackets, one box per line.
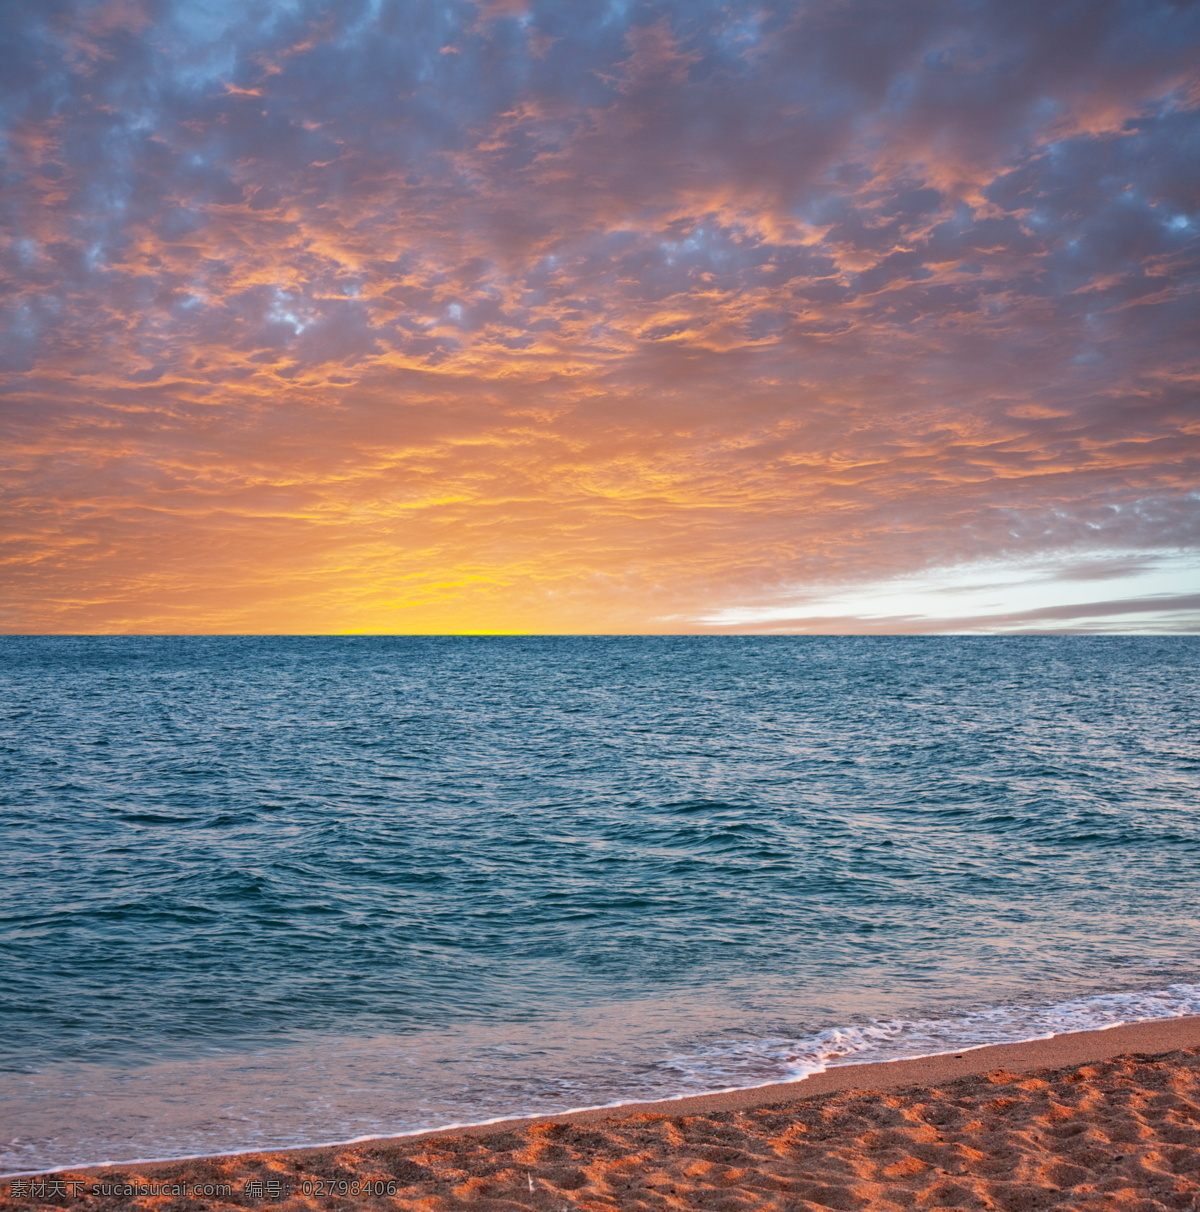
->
[6, 1016, 1200, 1209]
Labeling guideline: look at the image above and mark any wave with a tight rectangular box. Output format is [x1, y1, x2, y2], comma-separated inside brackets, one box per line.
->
[657, 983, 1200, 1091]
[5, 983, 1200, 1176]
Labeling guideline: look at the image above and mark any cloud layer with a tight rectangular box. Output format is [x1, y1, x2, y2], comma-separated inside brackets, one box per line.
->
[2, 0, 1198, 632]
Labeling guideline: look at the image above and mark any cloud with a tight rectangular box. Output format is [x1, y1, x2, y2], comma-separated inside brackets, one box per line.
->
[694, 550, 1200, 634]
[0, 0, 1198, 632]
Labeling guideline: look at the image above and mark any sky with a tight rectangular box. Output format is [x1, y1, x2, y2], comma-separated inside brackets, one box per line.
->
[2, 0, 1198, 634]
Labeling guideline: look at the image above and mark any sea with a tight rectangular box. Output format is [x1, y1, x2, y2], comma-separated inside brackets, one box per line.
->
[2, 635, 1198, 1174]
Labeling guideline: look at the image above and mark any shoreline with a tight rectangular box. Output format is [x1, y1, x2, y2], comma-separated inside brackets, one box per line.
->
[11, 1014, 1200, 1182]
[338, 1012, 1200, 1144]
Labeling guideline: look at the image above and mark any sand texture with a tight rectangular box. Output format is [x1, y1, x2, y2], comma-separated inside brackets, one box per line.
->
[8, 1043, 1200, 1210]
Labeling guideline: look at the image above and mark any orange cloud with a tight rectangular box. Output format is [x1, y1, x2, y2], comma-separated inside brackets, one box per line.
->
[1, 0, 1197, 633]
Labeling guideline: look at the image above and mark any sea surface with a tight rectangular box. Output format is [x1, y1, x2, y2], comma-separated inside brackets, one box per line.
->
[1, 635, 1198, 1174]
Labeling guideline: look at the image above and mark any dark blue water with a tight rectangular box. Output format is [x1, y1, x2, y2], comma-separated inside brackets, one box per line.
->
[2, 636, 1198, 1172]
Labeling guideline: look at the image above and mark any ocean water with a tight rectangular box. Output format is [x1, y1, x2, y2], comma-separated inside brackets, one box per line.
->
[1, 635, 1198, 1174]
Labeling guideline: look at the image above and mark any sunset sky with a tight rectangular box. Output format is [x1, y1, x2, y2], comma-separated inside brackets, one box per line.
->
[2, 0, 1198, 634]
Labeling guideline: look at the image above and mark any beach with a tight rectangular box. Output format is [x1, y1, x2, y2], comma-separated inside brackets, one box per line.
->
[7, 1017, 1200, 1210]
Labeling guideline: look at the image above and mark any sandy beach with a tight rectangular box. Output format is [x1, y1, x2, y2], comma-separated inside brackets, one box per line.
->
[6, 1017, 1200, 1209]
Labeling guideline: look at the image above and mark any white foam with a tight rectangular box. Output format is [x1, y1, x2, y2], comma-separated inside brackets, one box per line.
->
[660, 983, 1200, 1088]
